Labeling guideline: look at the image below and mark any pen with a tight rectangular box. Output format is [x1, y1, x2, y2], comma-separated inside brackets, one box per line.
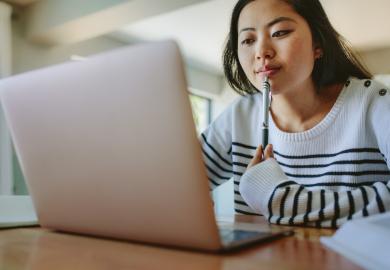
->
[262, 76, 271, 149]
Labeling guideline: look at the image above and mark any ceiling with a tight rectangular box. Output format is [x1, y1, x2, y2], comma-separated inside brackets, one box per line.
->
[1, 0, 37, 7]
[3, 0, 390, 74]
[117, 0, 390, 74]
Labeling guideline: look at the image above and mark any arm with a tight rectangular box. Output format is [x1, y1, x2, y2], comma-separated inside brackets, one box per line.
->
[200, 131, 233, 191]
[240, 83, 390, 228]
[239, 158, 390, 228]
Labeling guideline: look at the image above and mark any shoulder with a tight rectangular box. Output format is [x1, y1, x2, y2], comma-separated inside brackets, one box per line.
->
[346, 77, 389, 101]
[346, 76, 390, 131]
[230, 92, 262, 116]
[340, 77, 389, 114]
[201, 93, 261, 145]
[212, 92, 261, 126]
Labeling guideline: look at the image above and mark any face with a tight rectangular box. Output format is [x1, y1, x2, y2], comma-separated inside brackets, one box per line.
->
[237, 0, 322, 95]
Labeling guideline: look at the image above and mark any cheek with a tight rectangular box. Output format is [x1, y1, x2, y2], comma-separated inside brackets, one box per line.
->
[283, 37, 315, 70]
[238, 49, 254, 74]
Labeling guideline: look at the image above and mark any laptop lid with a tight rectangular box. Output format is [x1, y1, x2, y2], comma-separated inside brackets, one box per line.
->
[0, 41, 222, 251]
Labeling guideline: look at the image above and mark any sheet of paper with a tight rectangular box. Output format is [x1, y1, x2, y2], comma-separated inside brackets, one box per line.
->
[0, 195, 38, 228]
[321, 213, 390, 270]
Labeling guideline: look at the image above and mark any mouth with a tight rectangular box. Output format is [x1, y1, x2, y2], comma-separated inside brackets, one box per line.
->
[255, 65, 281, 77]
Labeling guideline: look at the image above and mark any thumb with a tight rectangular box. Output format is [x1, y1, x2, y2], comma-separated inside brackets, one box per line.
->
[247, 145, 263, 169]
[264, 144, 274, 160]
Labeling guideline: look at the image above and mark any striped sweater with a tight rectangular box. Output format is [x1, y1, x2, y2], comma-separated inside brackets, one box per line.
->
[201, 77, 390, 228]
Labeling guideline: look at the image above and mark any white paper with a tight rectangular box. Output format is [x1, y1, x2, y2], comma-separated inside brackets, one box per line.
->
[321, 212, 390, 270]
[0, 195, 38, 228]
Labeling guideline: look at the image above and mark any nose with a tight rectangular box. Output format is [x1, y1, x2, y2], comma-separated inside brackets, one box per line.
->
[255, 39, 275, 60]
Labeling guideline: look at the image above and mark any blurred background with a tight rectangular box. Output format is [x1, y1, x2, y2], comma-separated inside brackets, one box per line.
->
[0, 0, 389, 215]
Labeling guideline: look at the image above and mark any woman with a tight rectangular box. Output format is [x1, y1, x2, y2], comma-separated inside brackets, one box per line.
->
[201, 0, 390, 227]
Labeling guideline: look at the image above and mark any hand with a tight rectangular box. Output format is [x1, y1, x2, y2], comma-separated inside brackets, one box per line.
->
[247, 144, 274, 169]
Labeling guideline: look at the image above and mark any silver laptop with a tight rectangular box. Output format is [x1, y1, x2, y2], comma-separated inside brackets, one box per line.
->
[0, 40, 292, 252]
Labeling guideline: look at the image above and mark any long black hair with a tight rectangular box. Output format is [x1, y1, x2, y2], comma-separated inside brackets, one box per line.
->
[223, 0, 372, 95]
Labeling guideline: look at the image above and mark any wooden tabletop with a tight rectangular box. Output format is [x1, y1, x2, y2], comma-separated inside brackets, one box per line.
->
[0, 215, 361, 270]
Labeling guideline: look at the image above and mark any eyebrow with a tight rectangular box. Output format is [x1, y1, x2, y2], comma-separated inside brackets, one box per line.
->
[238, 16, 297, 34]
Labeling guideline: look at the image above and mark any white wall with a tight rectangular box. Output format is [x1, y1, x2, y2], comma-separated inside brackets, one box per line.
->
[12, 20, 128, 75]
[360, 46, 390, 75]
[13, 17, 225, 96]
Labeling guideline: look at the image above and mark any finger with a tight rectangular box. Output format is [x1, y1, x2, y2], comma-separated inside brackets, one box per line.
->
[248, 145, 263, 168]
[264, 144, 274, 160]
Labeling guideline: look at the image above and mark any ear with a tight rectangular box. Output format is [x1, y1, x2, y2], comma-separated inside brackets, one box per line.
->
[314, 46, 323, 59]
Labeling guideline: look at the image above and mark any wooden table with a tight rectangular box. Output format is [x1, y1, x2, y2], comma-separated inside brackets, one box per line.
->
[0, 215, 361, 270]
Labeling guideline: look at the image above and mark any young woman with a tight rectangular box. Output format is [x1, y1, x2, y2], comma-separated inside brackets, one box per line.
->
[201, 0, 390, 227]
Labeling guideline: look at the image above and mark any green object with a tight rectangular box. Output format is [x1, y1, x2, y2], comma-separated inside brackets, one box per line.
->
[12, 147, 28, 195]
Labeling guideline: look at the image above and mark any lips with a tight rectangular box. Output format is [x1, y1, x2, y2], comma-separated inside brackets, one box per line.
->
[255, 65, 281, 77]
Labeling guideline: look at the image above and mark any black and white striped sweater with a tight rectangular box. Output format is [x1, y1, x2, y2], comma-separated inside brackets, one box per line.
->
[201, 77, 390, 228]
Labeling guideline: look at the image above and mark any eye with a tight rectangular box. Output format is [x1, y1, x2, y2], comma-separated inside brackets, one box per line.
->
[241, 39, 255, 46]
[272, 30, 292, 38]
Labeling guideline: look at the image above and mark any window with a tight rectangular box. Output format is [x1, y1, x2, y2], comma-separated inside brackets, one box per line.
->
[12, 145, 28, 195]
[189, 93, 212, 134]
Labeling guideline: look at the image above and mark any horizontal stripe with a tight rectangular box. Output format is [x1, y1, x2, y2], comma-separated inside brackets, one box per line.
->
[278, 159, 386, 169]
[234, 195, 246, 203]
[234, 199, 249, 206]
[208, 178, 221, 187]
[275, 180, 387, 189]
[286, 170, 390, 178]
[237, 178, 386, 189]
[233, 161, 248, 168]
[231, 143, 382, 160]
[201, 133, 232, 166]
[231, 152, 253, 159]
[232, 142, 257, 150]
[233, 158, 386, 169]
[205, 164, 231, 180]
[204, 160, 243, 177]
[234, 208, 262, 216]
[274, 181, 297, 189]
[273, 148, 381, 160]
[202, 149, 233, 173]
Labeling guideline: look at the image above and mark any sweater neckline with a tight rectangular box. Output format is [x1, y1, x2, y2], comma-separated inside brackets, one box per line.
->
[269, 81, 349, 142]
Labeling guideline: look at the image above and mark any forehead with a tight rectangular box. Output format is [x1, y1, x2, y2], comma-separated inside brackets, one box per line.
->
[238, 0, 298, 28]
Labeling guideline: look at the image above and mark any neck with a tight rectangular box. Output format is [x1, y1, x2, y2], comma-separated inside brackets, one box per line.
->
[270, 82, 342, 133]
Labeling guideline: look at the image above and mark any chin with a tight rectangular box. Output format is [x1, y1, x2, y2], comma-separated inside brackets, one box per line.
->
[266, 83, 280, 95]
[253, 79, 280, 95]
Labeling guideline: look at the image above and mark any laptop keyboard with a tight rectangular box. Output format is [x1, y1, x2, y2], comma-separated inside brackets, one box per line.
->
[219, 228, 271, 243]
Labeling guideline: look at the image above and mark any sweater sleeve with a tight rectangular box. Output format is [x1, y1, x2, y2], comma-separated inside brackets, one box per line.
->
[368, 84, 390, 167]
[239, 158, 390, 228]
[240, 83, 390, 228]
[200, 109, 234, 191]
